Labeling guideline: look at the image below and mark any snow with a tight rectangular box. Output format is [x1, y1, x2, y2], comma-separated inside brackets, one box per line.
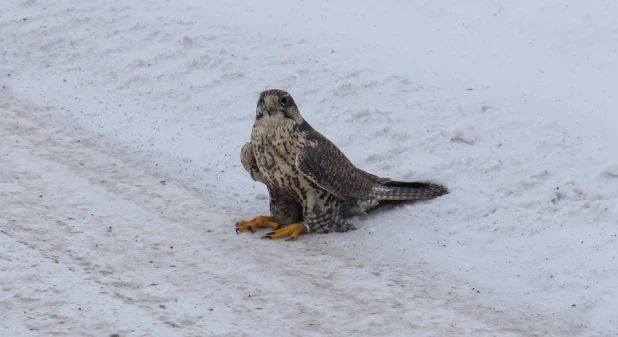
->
[1, 0, 617, 336]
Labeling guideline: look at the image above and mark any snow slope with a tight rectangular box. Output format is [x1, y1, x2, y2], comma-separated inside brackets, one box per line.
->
[1, 0, 617, 336]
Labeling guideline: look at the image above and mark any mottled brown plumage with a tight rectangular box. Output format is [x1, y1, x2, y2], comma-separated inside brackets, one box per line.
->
[237, 89, 448, 239]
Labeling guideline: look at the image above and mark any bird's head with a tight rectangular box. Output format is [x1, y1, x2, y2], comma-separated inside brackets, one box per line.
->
[255, 89, 305, 126]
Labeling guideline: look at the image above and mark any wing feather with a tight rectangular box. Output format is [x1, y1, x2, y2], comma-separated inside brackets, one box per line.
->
[296, 132, 377, 198]
[241, 142, 264, 183]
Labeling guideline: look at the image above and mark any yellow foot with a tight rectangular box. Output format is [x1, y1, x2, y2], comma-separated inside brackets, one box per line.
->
[236, 216, 280, 234]
[261, 223, 308, 241]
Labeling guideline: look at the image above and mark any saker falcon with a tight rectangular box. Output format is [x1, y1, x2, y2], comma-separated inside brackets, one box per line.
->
[237, 89, 448, 240]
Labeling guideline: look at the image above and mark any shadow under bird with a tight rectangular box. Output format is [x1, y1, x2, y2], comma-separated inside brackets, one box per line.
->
[237, 89, 448, 240]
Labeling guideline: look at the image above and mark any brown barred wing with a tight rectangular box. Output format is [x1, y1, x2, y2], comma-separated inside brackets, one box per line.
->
[296, 133, 377, 199]
[240, 142, 264, 183]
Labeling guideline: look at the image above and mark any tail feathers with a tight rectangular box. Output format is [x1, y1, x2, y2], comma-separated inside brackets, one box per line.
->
[374, 180, 449, 201]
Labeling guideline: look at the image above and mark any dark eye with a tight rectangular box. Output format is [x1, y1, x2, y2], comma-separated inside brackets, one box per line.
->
[280, 97, 289, 105]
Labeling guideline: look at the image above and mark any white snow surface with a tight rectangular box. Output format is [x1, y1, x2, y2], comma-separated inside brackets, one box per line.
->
[1, 1, 617, 336]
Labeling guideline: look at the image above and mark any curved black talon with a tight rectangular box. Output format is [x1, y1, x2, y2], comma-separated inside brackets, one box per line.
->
[261, 232, 275, 239]
[235, 228, 239, 234]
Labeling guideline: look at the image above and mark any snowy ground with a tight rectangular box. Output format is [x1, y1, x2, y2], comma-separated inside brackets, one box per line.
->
[1, 0, 617, 336]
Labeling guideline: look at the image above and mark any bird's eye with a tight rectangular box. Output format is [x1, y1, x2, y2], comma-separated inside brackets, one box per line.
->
[280, 97, 289, 105]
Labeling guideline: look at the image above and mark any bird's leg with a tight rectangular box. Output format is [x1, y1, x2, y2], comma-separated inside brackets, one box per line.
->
[261, 223, 309, 241]
[235, 216, 281, 234]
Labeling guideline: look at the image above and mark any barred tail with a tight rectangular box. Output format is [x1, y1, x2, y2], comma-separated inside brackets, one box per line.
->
[374, 181, 449, 201]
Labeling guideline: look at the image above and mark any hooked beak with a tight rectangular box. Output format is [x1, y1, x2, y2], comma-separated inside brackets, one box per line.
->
[264, 97, 277, 116]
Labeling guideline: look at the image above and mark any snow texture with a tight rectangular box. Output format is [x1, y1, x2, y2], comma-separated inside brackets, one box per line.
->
[1, 1, 617, 336]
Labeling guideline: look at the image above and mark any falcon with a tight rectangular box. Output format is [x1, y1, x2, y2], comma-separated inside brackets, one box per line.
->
[237, 89, 448, 240]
